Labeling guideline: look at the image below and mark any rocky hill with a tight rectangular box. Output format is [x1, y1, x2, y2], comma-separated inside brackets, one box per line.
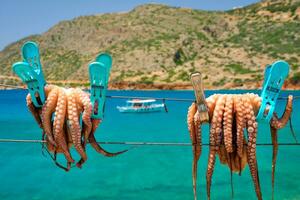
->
[0, 0, 299, 89]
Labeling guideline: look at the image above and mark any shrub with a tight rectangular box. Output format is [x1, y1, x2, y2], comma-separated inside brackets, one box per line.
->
[213, 78, 227, 86]
[177, 70, 189, 81]
[291, 72, 300, 84]
[225, 63, 254, 74]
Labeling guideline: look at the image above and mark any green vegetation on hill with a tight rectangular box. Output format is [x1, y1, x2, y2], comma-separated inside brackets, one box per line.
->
[0, 0, 299, 88]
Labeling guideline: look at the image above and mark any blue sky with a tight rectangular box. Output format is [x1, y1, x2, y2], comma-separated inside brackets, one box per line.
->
[0, 0, 260, 50]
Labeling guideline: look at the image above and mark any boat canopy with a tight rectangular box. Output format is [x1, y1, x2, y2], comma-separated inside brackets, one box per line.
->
[126, 99, 156, 103]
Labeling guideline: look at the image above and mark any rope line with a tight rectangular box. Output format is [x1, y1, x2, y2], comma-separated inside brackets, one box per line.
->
[0, 83, 299, 102]
[0, 138, 299, 146]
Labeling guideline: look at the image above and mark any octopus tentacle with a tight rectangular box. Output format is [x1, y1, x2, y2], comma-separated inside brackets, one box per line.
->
[218, 145, 227, 164]
[188, 103, 197, 143]
[234, 95, 245, 158]
[89, 119, 128, 157]
[194, 111, 202, 158]
[270, 125, 278, 200]
[206, 94, 220, 120]
[67, 89, 87, 168]
[26, 94, 43, 128]
[248, 93, 261, 115]
[75, 90, 127, 157]
[72, 89, 92, 148]
[270, 95, 293, 129]
[26, 85, 56, 129]
[76, 90, 93, 147]
[187, 103, 200, 200]
[206, 130, 217, 200]
[53, 88, 74, 164]
[41, 87, 58, 146]
[269, 95, 293, 200]
[193, 110, 202, 194]
[206, 95, 225, 200]
[244, 97, 262, 200]
[223, 95, 233, 153]
[215, 95, 226, 151]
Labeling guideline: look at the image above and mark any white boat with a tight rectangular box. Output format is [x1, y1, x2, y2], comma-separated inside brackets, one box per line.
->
[117, 99, 165, 113]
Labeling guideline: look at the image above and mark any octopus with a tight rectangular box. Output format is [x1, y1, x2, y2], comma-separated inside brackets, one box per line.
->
[187, 93, 293, 200]
[26, 84, 127, 171]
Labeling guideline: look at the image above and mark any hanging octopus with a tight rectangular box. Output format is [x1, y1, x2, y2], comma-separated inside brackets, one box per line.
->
[187, 93, 294, 200]
[26, 84, 128, 171]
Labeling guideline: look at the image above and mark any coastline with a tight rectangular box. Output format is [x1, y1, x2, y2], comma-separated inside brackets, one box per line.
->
[1, 81, 300, 90]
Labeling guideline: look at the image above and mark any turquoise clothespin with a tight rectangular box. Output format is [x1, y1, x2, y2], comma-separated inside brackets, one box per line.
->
[89, 53, 112, 119]
[256, 60, 290, 122]
[262, 64, 272, 87]
[95, 53, 112, 80]
[12, 41, 46, 107]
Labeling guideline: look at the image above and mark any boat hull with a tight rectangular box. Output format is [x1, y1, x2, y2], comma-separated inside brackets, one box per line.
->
[117, 104, 164, 113]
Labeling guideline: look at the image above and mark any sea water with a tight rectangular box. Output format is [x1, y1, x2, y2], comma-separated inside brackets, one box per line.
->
[0, 90, 299, 200]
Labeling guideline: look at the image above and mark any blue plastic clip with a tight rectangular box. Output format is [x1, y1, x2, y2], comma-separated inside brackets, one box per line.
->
[89, 53, 112, 119]
[262, 64, 272, 87]
[12, 41, 46, 107]
[256, 60, 290, 122]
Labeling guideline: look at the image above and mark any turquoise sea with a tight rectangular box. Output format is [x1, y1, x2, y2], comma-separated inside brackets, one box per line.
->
[0, 89, 300, 200]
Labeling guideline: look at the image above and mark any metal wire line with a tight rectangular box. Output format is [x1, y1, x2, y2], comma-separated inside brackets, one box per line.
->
[0, 83, 300, 102]
[0, 138, 299, 146]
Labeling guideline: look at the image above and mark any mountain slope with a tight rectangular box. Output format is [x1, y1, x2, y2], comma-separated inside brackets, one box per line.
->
[0, 0, 299, 89]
